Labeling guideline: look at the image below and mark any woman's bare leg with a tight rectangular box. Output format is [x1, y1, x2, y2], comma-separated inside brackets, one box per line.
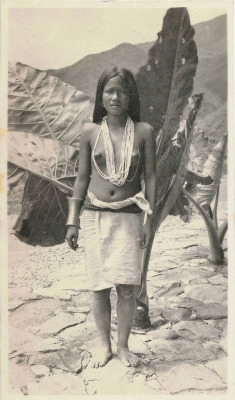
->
[90, 288, 112, 368]
[116, 284, 139, 367]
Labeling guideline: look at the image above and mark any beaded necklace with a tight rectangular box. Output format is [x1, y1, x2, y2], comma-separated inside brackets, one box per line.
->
[92, 116, 135, 186]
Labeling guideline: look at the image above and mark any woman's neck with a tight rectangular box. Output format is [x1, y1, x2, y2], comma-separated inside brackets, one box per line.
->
[106, 114, 128, 129]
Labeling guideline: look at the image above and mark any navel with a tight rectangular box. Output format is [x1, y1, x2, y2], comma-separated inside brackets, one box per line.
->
[110, 190, 115, 196]
[94, 153, 102, 160]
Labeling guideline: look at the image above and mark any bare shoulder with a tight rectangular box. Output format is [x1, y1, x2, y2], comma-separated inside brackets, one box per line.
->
[135, 121, 155, 141]
[80, 121, 100, 143]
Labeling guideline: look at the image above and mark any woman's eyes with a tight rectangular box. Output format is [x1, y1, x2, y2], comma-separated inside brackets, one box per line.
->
[105, 89, 128, 95]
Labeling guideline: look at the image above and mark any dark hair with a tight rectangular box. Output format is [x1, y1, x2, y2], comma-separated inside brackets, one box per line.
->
[93, 67, 140, 123]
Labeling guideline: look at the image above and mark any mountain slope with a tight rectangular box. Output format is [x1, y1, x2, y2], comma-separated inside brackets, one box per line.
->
[47, 14, 227, 144]
[47, 43, 147, 99]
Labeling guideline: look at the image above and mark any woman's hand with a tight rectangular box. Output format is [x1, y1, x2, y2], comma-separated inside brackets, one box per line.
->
[66, 225, 79, 250]
[139, 220, 155, 249]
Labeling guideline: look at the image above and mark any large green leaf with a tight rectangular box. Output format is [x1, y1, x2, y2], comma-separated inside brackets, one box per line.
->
[12, 173, 69, 246]
[8, 131, 78, 193]
[155, 94, 203, 228]
[135, 7, 198, 150]
[8, 62, 94, 244]
[137, 94, 203, 304]
[187, 124, 211, 173]
[8, 61, 94, 147]
[193, 133, 227, 207]
[185, 125, 213, 189]
[135, 7, 198, 228]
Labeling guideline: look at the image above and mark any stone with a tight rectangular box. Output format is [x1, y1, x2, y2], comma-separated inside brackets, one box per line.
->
[162, 307, 192, 322]
[49, 276, 89, 292]
[31, 365, 50, 379]
[148, 302, 165, 317]
[67, 306, 91, 313]
[157, 363, 226, 393]
[190, 277, 209, 285]
[193, 302, 227, 319]
[215, 319, 227, 330]
[36, 337, 63, 352]
[29, 352, 65, 370]
[185, 284, 227, 304]
[9, 326, 48, 355]
[181, 278, 190, 285]
[59, 349, 83, 373]
[39, 312, 86, 335]
[173, 321, 221, 341]
[82, 356, 129, 382]
[157, 282, 185, 298]
[219, 336, 227, 353]
[202, 341, 226, 358]
[58, 321, 97, 343]
[8, 359, 37, 395]
[206, 357, 227, 382]
[146, 328, 179, 341]
[146, 375, 163, 392]
[148, 339, 214, 363]
[26, 372, 86, 395]
[58, 292, 72, 301]
[208, 275, 227, 286]
[8, 288, 42, 311]
[9, 297, 62, 331]
[128, 334, 151, 355]
[82, 357, 157, 395]
[150, 316, 166, 328]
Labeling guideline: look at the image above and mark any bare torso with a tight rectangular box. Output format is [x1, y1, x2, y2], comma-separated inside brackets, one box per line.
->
[87, 121, 145, 202]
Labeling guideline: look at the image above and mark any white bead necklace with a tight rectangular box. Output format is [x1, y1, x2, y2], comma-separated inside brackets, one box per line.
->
[92, 116, 135, 186]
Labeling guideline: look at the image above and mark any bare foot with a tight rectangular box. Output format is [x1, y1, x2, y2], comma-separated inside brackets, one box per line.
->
[117, 347, 139, 367]
[90, 346, 112, 368]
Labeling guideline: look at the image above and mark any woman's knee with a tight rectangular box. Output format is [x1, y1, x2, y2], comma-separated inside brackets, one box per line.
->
[116, 284, 135, 299]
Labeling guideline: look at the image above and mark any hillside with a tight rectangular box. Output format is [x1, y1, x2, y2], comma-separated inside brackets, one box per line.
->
[47, 43, 147, 100]
[47, 14, 227, 144]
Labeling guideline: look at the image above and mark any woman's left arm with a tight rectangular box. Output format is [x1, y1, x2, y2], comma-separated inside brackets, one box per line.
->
[140, 124, 157, 248]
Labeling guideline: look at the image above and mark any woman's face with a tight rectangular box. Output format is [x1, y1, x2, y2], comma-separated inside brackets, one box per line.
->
[102, 76, 130, 117]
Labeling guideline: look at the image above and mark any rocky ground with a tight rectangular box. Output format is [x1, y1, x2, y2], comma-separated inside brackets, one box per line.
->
[8, 205, 228, 396]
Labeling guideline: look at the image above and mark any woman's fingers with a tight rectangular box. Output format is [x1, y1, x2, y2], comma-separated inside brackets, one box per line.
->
[72, 235, 78, 250]
[66, 233, 78, 250]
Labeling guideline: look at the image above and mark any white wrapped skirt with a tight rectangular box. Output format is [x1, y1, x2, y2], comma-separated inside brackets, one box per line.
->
[83, 210, 144, 291]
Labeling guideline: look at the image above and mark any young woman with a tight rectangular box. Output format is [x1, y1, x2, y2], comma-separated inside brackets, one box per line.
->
[66, 67, 156, 368]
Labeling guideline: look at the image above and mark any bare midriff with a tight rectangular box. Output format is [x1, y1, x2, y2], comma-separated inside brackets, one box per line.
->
[88, 167, 143, 202]
[88, 124, 144, 203]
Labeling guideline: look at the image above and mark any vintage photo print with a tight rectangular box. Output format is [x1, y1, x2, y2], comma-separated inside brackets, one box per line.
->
[1, 0, 234, 398]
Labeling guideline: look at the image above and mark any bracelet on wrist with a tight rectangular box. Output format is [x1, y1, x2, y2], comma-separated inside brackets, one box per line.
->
[66, 197, 83, 227]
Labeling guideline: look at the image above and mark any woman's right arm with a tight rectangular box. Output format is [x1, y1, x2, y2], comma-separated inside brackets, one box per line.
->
[66, 125, 92, 250]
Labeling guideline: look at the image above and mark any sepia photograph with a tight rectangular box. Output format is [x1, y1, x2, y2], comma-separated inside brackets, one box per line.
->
[1, 0, 234, 398]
